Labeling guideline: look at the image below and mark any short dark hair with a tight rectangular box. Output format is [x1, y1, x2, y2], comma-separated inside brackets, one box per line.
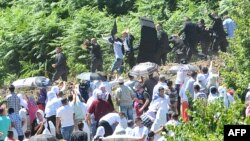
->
[8, 108, 14, 114]
[61, 98, 68, 105]
[9, 85, 15, 92]
[7, 131, 14, 138]
[24, 130, 31, 138]
[135, 117, 142, 122]
[127, 120, 134, 127]
[78, 122, 84, 131]
[194, 84, 200, 91]
[167, 80, 173, 87]
[202, 67, 208, 74]
[68, 95, 73, 101]
[191, 71, 197, 77]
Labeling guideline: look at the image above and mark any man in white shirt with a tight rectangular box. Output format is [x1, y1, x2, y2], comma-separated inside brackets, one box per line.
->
[98, 112, 124, 136]
[68, 93, 87, 131]
[56, 98, 75, 141]
[109, 35, 124, 75]
[132, 117, 148, 141]
[184, 71, 197, 99]
[152, 75, 168, 99]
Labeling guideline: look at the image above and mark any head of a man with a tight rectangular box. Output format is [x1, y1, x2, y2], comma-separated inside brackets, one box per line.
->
[122, 31, 128, 39]
[135, 117, 143, 127]
[211, 11, 218, 17]
[91, 38, 97, 44]
[9, 85, 15, 93]
[78, 121, 84, 131]
[61, 97, 68, 105]
[158, 86, 165, 97]
[156, 23, 162, 31]
[55, 47, 62, 54]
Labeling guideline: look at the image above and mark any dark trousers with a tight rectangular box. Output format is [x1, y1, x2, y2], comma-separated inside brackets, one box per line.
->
[52, 69, 68, 82]
[91, 59, 103, 72]
[125, 52, 136, 69]
[160, 53, 167, 66]
[98, 120, 113, 137]
[212, 37, 228, 52]
[175, 84, 181, 116]
[185, 40, 198, 61]
[46, 115, 56, 128]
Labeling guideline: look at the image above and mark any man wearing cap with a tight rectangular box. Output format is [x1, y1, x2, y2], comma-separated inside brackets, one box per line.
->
[115, 77, 135, 120]
[5, 85, 20, 113]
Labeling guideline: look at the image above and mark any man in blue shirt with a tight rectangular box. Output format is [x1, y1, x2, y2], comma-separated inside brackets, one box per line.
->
[223, 15, 236, 38]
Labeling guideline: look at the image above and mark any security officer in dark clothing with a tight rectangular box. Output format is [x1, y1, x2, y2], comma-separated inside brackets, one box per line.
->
[156, 23, 170, 66]
[83, 38, 103, 72]
[208, 12, 228, 52]
[178, 17, 200, 61]
[198, 19, 213, 56]
[52, 47, 68, 82]
[122, 31, 135, 69]
[169, 35, 188, 63]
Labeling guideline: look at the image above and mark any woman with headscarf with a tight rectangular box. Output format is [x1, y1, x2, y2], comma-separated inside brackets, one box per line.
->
[25, 94, 38, 125]
[99, 84, 114, 109]
[44, 90, 61, 127]
[31, 110, 55, 136]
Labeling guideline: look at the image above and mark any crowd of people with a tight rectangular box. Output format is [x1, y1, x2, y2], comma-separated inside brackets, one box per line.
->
[1, 62, 250, 141]
[0, 11, 243, 141]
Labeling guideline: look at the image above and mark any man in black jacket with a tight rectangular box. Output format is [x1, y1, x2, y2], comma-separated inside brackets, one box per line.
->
[208, 12, 228, 53]
[85, 38, 103, 72]
[122, 31, 135, 69]
[156, 23, 170, 66]
[52, 47, 68, 82]
[178, 17, 200, 61]
[198, 19, 213, 56]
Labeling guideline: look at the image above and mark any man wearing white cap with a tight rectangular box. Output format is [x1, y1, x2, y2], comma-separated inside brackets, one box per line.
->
[115, 77, 135, 120]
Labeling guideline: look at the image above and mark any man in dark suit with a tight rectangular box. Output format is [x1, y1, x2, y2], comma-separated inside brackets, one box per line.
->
[122, 31, 136, 69]
[52, 47, 68, 82]
[83, 38, 103, 72]
[209, 12, 228, 53]
[156, 23, 170, 66]
[178, 17, 200, 61]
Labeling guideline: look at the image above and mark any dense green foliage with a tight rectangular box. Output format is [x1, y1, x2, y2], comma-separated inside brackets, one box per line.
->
[0, 0, 248, 86]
